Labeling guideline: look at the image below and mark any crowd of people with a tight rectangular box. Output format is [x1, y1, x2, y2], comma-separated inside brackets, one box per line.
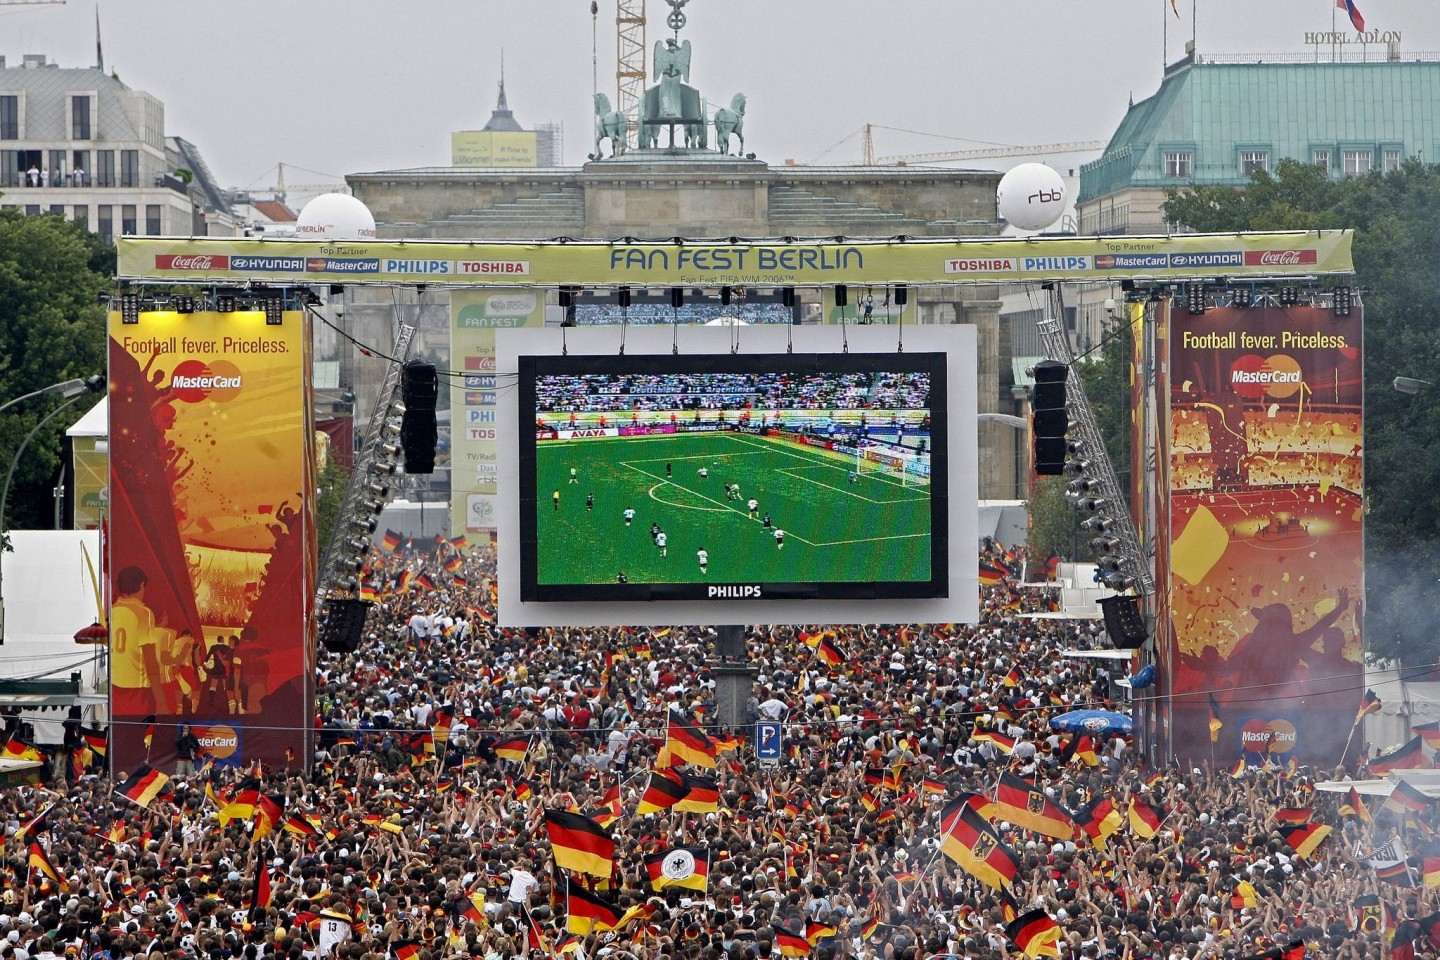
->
[535, 373, 922, 415]
[0, 539, 1430, 960]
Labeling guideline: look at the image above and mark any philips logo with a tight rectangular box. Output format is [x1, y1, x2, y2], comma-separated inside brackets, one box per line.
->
[707, 585, 762, 598]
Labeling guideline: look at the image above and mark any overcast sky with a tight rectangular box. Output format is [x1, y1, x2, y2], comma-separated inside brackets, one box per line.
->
[2, 0, 1434, 194]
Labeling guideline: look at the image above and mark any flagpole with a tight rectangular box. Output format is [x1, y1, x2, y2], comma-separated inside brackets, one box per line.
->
[1339, 720, 1360, 772]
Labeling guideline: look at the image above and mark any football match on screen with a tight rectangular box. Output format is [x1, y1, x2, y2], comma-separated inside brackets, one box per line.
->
[521, 354, 945, 601]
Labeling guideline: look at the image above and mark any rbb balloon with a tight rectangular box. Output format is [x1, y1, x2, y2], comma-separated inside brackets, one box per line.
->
[296, 193, 377, 240]
[997, 163, 1066, 232]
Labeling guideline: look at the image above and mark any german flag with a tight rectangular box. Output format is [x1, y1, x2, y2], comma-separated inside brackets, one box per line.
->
[283, 814, 322, 839]
[922, 777, 946, 796]
[253, 794, 285, 841]
[413, 573, 437, 593]
[972, 728, 1015, 754]
[26, 841, 59, 884]
[713, 732, 741, 754]
[953, 790, 997, 821]
[860, 914, 882, 940]
[142, 715, 156, 751]
[451, 535, 470, 551]
[979, 562, 1007, 586]
[2, 737, 43, 763]
[805, 920, 838, 945]
[875, 808, 897, 825]
[1371, 737, 1426, 774]
[776, 930, 811, 957]
[432, 704, 455, 747]
[1005, 910, 1062, 959]
[1278, 822, 1332, 860]
[1339, 786, 1372, 823]
[636, 768, 689, 814]
[674, 769, 720, 813]
[1385, 780, 1433, 815]
[644, 847, 710, 892]
[565, 884, 622, 934]
[614, 900, 656, 933]
[1273, 808, 1313, 824]
[1127, 797, 1165, 839]
[116, 764, 171, 809]
[1422, 844, 1440, 889]
[1208, 694, 1223, 744]
[359, 583, 379, 602]
[380, 529, 403, 553]
[859, 792, 878, 813]
[1229, 757, 1246, 778]
[1002, 667, 1021, 688]
[494, 736, 530, 763]
[994, 772, 1076, 840]
[665, 717, 717, 769]
[939, 798, 1019, 890]
[391, 941, 421, 960]
[252, 864, 273, 910]
[816, 635, 846, 668]
[862, 767, 884, 788]
[104, 820, 126, 844]
[1354, 895, 1383, 934]
[1415, 721, 1440, 749]
[443, 554, 463, 573]
[1421, 913, 1440, 951]
[1231, 880, 1257, 910]
[457, 895, 486, 927]
[543, 810, 614, 878]
[891, 871, 918, 884]
[80, 726, 108, 757]
[514, 778, 535, 803]
[1374, 860, 1415, 887]
[1356, 689, 1382, 725]
[16, 802, 54, 842]
[1072, 797, 1122, 852]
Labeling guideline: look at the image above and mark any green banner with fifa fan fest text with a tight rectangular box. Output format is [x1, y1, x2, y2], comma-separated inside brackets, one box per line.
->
[117, 232, 1353, 287]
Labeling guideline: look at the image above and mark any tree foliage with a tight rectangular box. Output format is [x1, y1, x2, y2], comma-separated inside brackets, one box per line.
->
[1026, 475, 1081, 563]
[314, 457, 352, 553]
[1162, 158, 1440, 664]
[0, 211, 110, 530]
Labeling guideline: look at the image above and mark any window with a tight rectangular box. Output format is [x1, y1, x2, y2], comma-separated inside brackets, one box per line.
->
[48, 204, 63, 216]
[145, 204, 161, 235]
[1384, 149, 1402, 173]
[70, 95, 91, 140]
[71, 150, 89, 185]
[95, 150, 114, 187]
[0, 150, 17, 187]
[1240, 151, 1268, 177]
[47, 150, 65, 185]
[24, 204, 39, 216]
[0, 96, 17, 140]
[97, 204, 112, 241]
[72, 204, 88, 228]
[120, 150, 138, 188]
[1163, 151, 1192, 179]
[1312, 150, 1330, 175]
[1343, 150, 1372, 176]
[121, 204, 136, 236]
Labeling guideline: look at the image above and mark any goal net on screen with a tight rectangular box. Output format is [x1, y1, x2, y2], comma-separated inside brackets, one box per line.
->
[855, 444, 930, 487]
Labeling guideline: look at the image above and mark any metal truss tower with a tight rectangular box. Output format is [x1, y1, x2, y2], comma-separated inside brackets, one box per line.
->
[616, 0, 647, 146]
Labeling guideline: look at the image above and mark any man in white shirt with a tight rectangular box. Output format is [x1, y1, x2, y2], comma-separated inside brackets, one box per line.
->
[508, 862, 540, 912]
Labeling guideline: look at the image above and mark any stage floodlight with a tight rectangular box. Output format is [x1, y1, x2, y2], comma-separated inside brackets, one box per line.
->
[1333, 286, 1352, 317]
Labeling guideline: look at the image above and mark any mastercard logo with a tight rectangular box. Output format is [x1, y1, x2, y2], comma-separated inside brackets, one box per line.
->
[1239, 718, 1298, 754]
[192, 723, 240, 759]
[1230, 354, 1302, 400]
[170, 359, 243, 403]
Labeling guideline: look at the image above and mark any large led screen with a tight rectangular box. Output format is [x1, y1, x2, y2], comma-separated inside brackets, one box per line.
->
[497, 325, 978, 628]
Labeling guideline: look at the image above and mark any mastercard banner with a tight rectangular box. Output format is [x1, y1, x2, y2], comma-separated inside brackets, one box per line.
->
[107, 309, 314, 773]
[1163, 305, 1363, 764]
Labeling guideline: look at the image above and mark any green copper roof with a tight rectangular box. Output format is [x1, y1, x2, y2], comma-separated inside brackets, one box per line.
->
[1080, 56, 1440, 202]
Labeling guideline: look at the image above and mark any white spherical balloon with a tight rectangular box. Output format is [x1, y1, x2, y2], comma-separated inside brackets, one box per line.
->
[295, 193, 377, 240]
[996, 163, 1066, 232]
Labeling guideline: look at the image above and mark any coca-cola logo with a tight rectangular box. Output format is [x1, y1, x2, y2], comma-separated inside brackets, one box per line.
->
[155, 254, 230, 271]
[1243, 249, 1318, 267]
[156, 254, 228, 270]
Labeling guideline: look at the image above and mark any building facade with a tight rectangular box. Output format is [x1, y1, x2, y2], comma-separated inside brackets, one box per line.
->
[0, 54, 237, 237]
[1073, 50, 1440, 343]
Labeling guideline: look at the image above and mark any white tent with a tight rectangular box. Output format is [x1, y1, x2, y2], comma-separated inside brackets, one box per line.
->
[0, 529, 106, 688]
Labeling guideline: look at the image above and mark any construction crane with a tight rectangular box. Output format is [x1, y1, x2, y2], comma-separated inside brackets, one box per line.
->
[861, 123, 1108, 166]
[236, 162, 348, 207]
[615, 0, 647, 142]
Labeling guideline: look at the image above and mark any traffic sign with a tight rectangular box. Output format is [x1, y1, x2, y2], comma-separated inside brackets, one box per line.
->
[755, 721, 782, 761]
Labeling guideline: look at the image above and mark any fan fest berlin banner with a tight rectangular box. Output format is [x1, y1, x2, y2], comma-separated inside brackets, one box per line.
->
[1161, 304, 1363, 765]
[108, 309, 314, 774]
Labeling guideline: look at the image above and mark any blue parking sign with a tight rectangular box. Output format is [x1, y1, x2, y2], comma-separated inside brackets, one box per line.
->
[755, 721, 782, 760]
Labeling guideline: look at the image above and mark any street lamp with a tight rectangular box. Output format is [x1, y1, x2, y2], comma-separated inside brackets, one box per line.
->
[1394, 376, 1434, 395]
[0, 375, 105, 643]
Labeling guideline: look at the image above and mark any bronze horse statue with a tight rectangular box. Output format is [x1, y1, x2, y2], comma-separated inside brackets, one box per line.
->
[714, 93, 746, 156]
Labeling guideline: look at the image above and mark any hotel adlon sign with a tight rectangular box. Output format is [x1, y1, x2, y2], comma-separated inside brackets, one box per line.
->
[1304, 29, 1402, 45]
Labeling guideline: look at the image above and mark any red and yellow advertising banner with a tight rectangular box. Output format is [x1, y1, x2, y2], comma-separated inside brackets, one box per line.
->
[108, 309, 314, 774]
[1162, 304, 1363, 765]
